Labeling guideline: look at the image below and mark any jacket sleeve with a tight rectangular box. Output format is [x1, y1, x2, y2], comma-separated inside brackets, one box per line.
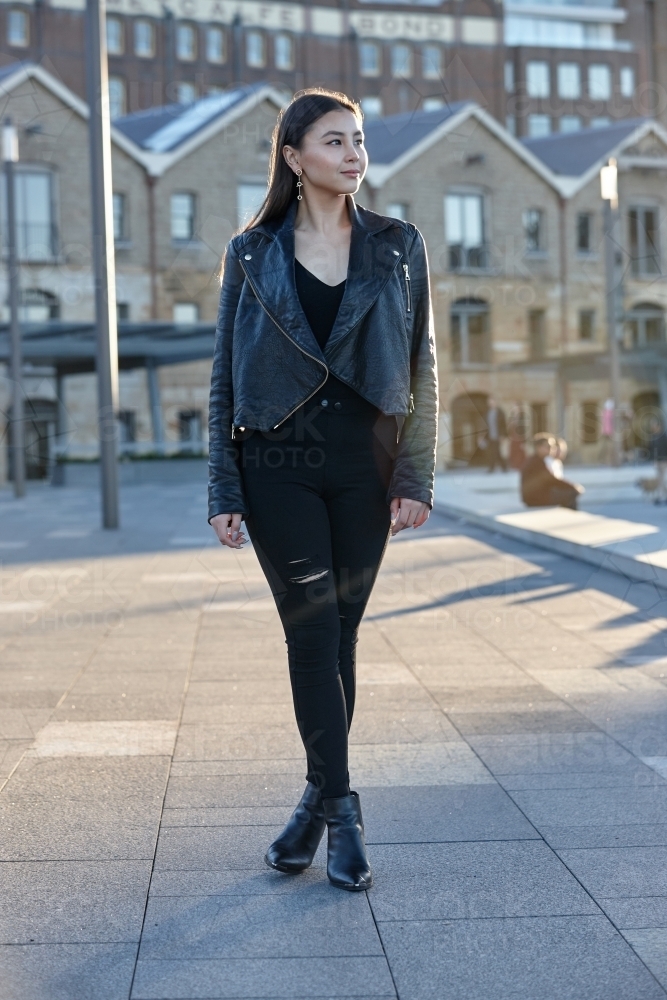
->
[207, 239, 249, 522]
[388, 227, 439, 508]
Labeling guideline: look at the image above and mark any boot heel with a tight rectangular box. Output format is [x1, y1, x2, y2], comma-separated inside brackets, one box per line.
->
[323, 790, 372, 891]
[265, 782, 326, 874]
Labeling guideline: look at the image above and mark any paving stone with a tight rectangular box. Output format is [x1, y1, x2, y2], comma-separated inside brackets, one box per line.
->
[449, 710, 596, 736]
[376, 916, 666, 1000]
[0, 861, 151, 942]
[351, 741, 493, 786]
[0, 756, 169, 860]
[155, 824, 316, 872]
[139, 888, 383, 958]
[509, 787, 667, 829]
[0, 943, 137, 1000]
[368, 840, 596, 921]
[538, 823, 667, 849]
[131, 955, 395, 998]
[557, 846, 667, 898]
[597, 897, 667, 929]
[623, 929, 667, 991]
[164, 773, 307, 809]
[466, 731, 645, 774]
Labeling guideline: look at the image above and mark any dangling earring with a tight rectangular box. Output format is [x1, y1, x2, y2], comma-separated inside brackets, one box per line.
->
[296, 168, 303, 201]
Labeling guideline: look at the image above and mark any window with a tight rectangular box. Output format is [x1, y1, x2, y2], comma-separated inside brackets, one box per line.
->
[557, 63, 580, 99]
[246, 30, 265, 68]
[445, 193, 487, 271]
[206, 26, 225, 64]
[526, 61, 550, 98]
[523, 208, 544, 253]
[359, 41, 380, 77]
[627, 303, 665, 347]
[118, 410, 137, 445]
[560, 115, 581, 133]
[19, 288, 59, 321]
[391, 43, 412, 78]
[629, 207, 660, 277]
[581, 401, 599, 444]
[108, 76, 126, 119]
[112, 192, 125, 242]
[591, 116, 610, 129]
[579, 309, 595, 341]
[134, 20, 154, 58]
[1, 170, 55, 260]
[422, 45, 441, 80]
[504, 60, 514, 93]
[274, 33, 293, 70]
[237, 183, 266, 227]
[527, 114, 551, 137]
[173, 303, 199, 324]
[577, 212, 593, 253]
[170, 193, 195, 241]
[423, 98, 444, 112]
[176, 23, 196, 61]
[7, 9, 28, 46]
[176, 81, 196, 104]
[620, 66, 634, 99]
[588, 64, 611, 100]
[531, 402, 548, 434]
[386, 202, 409, 222]
[450, 299, 491, 366]
[106, 16, 123, 55]
[179, 408, 202, 443]
[360, 96, 382, 119]
[117, 302, 130, 321]
[528, 309, 546, 358]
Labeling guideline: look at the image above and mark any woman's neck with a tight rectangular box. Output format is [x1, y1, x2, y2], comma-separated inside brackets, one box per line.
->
[294, 192, 351, 237]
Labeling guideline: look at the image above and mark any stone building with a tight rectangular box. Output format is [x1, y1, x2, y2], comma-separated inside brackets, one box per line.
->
[360, 104, 667, 464]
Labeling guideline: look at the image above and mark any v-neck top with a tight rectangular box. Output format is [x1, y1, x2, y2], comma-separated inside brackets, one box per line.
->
[294, 258, 346, 352]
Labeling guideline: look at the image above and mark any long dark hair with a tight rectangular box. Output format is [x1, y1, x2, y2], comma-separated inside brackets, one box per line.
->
[244, 88, 362, 232]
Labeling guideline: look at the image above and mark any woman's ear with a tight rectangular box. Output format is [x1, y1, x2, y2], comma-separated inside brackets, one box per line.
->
[282, 145, 299, 173]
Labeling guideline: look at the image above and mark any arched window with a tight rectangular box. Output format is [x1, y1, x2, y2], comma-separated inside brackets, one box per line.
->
[19, 288, 59, 322]
[626, 302, 665, 348]
[450, 298, 491, 366]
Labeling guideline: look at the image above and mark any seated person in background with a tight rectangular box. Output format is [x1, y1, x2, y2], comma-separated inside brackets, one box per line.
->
[522, 435, 583, 510]
[544, 437, 567, 480]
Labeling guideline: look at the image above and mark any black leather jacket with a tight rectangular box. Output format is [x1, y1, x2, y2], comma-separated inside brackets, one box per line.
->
[208, 195, 438, 521]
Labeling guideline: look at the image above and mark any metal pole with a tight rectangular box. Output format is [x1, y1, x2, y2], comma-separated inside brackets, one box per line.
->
[603, 198, 621, 467]
[3, 121, 25, 498]
[85, 0, 119, 528]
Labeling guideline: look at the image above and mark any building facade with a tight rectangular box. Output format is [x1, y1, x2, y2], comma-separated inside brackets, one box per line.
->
[0, 0, 665, 130]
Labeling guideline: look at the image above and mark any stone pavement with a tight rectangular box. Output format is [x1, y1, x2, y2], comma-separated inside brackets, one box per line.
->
[2, 481, 667, 999]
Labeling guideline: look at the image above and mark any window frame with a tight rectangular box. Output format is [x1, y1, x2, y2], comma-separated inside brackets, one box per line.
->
[576, 212, 594, 255]
[527, 114, 551, 137]
[526, 61, 550, 98]
[557, 62, 581, 99]
[523, 207, 546, 255]
[274, 32, 294, 71]
[134, 19, 155, 58]
[170, 192, 196, 242]
[588, 63, 611, 101]
[620, 66, 634, 99]
[205, 25, 225, 64]
[445, 191, 489, 273]
[628, 205, 661, 278]
[245, 29, 266, 68]
[450, 299, 492, 368]
[422, 44, 442, 81]
[1, 165, 58, 262]
[176, 22, 197, 62]
[108, 75, 126, 119]
[391, 42, 412, 79]
[105, 15, 124, 56]
[7, 8, 29, 47]
[359, 41, 381, 78]
[578, 309, 596, 341]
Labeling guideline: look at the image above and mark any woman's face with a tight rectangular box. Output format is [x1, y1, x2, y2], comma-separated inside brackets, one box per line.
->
[283, 109, 368, 198]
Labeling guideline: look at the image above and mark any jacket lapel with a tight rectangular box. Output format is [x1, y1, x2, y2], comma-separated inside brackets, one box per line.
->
[245, 196, 402, 362]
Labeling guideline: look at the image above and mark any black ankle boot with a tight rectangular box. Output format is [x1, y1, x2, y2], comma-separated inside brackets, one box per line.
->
[323, 790, 373, 891]
[264, 782, 326, 874]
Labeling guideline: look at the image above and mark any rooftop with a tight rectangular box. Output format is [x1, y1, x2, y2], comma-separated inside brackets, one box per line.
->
[521, 118, 647, 175]
[362, 102, 471, 165]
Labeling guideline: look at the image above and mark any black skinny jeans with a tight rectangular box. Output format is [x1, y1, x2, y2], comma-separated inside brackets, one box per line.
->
[239, 382, 396, 798]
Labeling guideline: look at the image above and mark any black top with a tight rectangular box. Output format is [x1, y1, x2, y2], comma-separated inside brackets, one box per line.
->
[294, 258, 346, 352]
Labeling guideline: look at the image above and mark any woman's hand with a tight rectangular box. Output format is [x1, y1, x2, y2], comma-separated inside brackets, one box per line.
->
[210, 513, 246, 549]
[389, 497, 430, 536]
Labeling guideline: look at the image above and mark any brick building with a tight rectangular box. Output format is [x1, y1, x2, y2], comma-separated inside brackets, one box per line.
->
[0, 0, 665, 131]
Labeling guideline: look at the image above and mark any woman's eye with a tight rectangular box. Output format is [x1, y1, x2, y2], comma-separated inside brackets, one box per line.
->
[328, 139, 342, 145]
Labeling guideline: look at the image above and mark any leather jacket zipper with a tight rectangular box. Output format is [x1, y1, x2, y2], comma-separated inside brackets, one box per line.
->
[238, 259, 328, 431]
[402, 263, 412, 313]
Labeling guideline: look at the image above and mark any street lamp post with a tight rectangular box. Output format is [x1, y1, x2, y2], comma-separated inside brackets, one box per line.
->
[3, 119, 25, 498]
[85, 0, 120, 528]
[601, 157, 622, 467]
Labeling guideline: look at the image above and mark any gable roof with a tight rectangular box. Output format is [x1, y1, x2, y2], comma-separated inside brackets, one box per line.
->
[363, 101, 562, 192]
[521, 119, 647, 176]
[114, 83, 271, 153]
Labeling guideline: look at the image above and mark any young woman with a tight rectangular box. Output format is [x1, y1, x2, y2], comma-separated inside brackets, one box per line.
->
[208, 89, 438, 891]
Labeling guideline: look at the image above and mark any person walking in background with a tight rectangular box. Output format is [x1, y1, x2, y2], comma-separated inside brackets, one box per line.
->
[207, 90, 438, 891]
[508, 402, 527, 470]
[521, 435, 583, 509]
[485, 397, 508, 472]
[648, 416, 667, 504]
[544, 436, 567, 479]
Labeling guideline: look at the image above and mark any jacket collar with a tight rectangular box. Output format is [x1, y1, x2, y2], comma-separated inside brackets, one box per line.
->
[241, 196, 404, 361]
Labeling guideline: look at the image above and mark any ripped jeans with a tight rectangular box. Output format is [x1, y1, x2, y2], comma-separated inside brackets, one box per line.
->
[239, 382, 396, 798]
